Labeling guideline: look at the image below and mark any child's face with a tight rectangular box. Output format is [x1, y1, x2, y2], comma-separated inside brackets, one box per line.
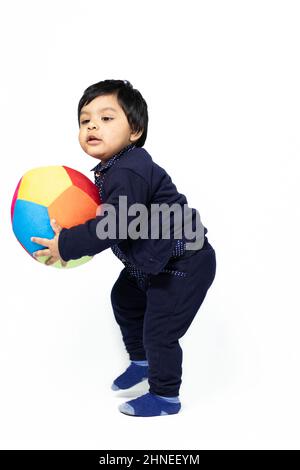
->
[78, 94, 142, 163]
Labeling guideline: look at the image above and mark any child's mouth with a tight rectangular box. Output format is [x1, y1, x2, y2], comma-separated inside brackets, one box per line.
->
[88, 139, 102, 145]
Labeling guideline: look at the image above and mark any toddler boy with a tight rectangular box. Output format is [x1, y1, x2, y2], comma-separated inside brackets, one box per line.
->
[31, 79, 217, 417]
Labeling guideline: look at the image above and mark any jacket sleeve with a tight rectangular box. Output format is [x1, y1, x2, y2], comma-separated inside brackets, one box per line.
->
[58, 168, 150, 261]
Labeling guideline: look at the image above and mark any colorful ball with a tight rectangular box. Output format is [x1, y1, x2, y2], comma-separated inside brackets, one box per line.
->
[11, 165, 101, 269]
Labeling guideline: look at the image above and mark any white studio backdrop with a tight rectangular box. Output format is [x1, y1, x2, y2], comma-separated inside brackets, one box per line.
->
[0, 0, 299, 450]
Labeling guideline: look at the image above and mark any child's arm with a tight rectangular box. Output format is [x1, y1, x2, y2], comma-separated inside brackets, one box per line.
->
[57, 168, 149, 262]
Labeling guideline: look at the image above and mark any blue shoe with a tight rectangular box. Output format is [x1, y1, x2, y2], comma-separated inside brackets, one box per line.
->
[118, 392, 181, 417]
[111, 362, 148, 390]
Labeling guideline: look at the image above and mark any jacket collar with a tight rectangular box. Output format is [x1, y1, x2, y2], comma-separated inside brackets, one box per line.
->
[90, 143, 137, 174]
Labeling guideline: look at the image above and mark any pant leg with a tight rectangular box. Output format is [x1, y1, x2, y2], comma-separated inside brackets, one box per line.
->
[143, 244, 217, 396]
[110, 267, 148, 361]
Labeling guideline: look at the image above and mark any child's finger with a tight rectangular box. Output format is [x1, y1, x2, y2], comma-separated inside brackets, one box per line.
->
[33, 249, 51, 258]
[96, 205, 103, 216]
[45, 256, 57, 266]
[50, 219, 62, 234]
[31, 236, 50, 245]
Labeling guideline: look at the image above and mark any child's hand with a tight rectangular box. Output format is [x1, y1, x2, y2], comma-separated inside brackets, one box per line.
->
[31, 219, 67, 267]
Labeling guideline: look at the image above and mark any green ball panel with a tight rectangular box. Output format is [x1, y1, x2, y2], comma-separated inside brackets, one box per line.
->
[35, 255, 93, 269]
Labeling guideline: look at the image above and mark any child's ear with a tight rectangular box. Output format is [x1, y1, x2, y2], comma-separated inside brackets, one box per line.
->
[131, 129, 143, 142]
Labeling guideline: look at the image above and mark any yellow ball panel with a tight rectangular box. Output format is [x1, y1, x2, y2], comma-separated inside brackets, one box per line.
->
[18, 166, 72, 207]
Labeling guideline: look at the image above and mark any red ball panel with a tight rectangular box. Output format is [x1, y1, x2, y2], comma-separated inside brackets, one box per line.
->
[11, 177, 22, 222]
[63, 166, 101, 205]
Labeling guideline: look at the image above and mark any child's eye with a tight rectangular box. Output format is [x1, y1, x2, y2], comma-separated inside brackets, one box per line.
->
[80, 117, 113, 125]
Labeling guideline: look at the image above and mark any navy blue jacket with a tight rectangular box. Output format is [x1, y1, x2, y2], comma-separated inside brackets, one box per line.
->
[58, 146, 207, 275]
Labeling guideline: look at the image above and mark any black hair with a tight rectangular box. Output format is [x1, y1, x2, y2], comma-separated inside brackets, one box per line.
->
[77, 79, 148, 147]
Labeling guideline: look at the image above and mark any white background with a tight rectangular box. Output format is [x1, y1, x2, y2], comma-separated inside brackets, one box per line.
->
[0, 0, 299, 450]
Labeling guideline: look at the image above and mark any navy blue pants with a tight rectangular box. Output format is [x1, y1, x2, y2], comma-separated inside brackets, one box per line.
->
[110, 238, 217, 397]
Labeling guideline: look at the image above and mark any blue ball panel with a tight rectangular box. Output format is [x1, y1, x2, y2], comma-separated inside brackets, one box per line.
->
[12, 199, 55, 255]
